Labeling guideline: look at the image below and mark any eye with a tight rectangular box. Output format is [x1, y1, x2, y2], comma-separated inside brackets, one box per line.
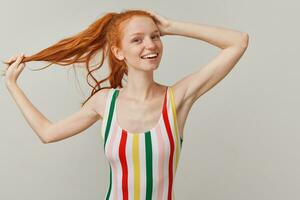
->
[152, 34, 160, 39]
[132, 38, 142, 43]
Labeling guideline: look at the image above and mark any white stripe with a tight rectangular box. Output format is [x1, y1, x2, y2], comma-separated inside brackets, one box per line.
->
[114, 127, 123, 200]
[139, 134, 146, 200]
[107, 121, 118, 200]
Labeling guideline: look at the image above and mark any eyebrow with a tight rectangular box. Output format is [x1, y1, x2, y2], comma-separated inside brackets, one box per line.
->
[130, 30, 160, 37]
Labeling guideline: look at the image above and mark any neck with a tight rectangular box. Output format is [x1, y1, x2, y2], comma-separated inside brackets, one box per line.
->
[118, 61, 164, 101]
[120, 75, 160, 102]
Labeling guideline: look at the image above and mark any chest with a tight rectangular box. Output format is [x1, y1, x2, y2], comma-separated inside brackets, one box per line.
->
[115, 97, 164, 133]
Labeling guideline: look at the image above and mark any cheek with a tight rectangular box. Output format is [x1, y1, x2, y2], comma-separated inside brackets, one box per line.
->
[127, 51, 143, 62]
[158, 42, 163, 54]
[124, 48, 141, 59]
[157, 41, 163, 51]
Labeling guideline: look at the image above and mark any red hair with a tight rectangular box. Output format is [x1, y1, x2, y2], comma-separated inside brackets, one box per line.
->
[3, 9, 155, 106]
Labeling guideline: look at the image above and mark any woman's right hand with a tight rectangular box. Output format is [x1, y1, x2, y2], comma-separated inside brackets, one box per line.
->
[2, 53, 26, 86]
[145, 10, 172, 36]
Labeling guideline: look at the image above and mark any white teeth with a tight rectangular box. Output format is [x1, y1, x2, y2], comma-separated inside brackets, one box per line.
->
[141, 53, 158, 59]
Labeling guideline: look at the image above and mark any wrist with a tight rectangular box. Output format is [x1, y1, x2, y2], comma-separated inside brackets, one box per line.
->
[5, 81, 18, 89]
[165, 20, 181, 36]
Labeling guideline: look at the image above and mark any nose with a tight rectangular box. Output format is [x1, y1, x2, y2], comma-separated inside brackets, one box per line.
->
[144, 37, 156, 49]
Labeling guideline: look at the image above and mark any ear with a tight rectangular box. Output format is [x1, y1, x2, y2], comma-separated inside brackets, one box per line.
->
[111, 46, 124, 61]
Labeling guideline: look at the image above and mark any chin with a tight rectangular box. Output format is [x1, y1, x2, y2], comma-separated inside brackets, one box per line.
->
[134, 61, 161, 71]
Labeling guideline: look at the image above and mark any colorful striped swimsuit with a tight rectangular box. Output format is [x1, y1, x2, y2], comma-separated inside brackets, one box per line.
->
[101, 86, 184, 200]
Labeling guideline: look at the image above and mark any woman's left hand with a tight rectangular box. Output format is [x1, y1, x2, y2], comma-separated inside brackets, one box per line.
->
[145, 10, 173, 36]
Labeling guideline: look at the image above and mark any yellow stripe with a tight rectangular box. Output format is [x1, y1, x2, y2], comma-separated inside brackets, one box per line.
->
[169, 86, 180, 172]
[132, 134, 140, 200]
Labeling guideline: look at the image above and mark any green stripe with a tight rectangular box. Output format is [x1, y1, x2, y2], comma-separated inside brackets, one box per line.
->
[145, 131, 153, 200]
[104, 89, 119, 148]
[105, 165, 112, 200]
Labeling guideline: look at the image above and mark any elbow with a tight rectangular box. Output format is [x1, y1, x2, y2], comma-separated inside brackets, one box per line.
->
[42, 137, 49, 144]
[42, 140, 48, 144]
[239, 32, 249, 49]
[41, 133, 50, 144]
[41, 125, 52, 144]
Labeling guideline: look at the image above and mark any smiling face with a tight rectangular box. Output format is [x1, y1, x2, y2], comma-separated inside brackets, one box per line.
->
[111, 16, 163, 71]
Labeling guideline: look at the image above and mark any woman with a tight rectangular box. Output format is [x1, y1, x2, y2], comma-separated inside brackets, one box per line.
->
[2, 9, 248, 200]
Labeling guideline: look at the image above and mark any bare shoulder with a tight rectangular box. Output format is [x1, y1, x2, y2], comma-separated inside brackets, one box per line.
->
[84, 88, 111, 121]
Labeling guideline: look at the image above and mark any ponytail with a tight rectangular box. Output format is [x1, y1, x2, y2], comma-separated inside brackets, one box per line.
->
[3, 9, 154, 107]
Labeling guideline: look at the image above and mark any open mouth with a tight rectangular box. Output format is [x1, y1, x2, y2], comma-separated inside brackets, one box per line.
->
[141, 53, 159, 60]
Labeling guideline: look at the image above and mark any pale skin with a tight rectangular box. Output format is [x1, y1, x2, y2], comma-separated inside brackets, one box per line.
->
[3, 10, 249, 144]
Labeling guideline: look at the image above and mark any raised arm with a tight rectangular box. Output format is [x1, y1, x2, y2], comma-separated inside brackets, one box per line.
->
[4, 54, 104, 144]
[166, 20, 249, 104]
[146, 11, 249, 119]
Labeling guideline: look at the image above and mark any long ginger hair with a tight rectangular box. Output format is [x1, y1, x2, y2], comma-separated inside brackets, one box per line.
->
[4, 9, 156, 107]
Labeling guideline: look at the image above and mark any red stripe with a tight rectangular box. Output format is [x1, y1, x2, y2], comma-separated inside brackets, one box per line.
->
[119, 130, 128, 200]
[162, 90, 175, 200]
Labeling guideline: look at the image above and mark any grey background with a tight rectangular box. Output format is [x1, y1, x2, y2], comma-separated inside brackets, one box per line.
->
[0, 0, 299, 199]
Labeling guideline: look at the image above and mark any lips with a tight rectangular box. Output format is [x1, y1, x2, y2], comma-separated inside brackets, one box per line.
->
[141, 52, 159, 59]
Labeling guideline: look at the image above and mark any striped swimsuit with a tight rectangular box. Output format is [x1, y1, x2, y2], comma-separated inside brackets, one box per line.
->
[101, 86, 184, 200]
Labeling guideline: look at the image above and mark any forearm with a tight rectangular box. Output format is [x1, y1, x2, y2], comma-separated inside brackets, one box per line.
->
[166, 20, 248, 49]
[6, 83, 51, 143]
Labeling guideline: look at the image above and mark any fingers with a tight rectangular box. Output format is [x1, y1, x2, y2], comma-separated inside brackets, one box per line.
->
[6, 53, 24, 69]
[16, 62, 26, 73]
[1, 53, 25, 78]
[145, 9, 156, 18]
[6, 55, 17, 65]
[7, 53, 23, 63]
[14, 54, 25, 66]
